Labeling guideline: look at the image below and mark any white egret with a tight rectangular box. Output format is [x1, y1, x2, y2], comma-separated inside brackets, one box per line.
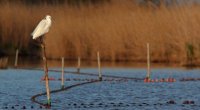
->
[31, 15, 52, 107]
[31, 15, 52, 40]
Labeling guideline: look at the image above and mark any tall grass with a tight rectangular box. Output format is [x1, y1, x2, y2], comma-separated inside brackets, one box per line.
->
[1, 0, 200, 64]
[0, 57, 8, 69]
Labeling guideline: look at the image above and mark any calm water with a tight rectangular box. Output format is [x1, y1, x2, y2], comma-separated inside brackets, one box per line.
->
[0, 68, 200, 109]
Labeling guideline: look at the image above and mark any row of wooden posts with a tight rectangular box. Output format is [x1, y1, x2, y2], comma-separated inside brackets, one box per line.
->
[14, 45, 150, 79]
[14, 48, 103, 107]
[14, 44, 151, 78]
[60, 51, 103, 88]
[14, 43, 151, 107]
[14, 50, 103, 82]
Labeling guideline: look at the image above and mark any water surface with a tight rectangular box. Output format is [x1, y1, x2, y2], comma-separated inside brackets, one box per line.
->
[0, 68, 200, 109]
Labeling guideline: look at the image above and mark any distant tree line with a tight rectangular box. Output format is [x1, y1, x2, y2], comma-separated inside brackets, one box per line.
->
[141, 0, 184, 7]
[0, 0, 184, 7]
[0, 0, 110, 5]
[141, 0, 164, 7]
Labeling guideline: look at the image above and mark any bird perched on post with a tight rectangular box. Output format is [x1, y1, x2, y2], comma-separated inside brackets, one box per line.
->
[31, 15, 52, 40]
[31, 15, 52, 107]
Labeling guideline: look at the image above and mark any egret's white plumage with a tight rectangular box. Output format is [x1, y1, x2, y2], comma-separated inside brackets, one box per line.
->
[32, 15, 52, 40]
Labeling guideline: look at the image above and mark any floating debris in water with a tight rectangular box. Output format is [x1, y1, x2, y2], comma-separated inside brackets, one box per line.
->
[183, 100, 195, 104]
[167, 100, 176, 104]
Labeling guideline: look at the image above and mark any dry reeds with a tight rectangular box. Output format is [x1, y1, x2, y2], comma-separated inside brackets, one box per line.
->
[0, 57, 8, 69]
[1, 0, 200, 65]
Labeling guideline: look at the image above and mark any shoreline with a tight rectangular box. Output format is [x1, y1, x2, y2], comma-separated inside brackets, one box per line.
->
[2, 55, 199, 69]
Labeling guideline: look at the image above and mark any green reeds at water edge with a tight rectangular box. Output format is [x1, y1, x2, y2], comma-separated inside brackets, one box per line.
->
[0, 57, 8, 69]
[182, 43, 198, 67]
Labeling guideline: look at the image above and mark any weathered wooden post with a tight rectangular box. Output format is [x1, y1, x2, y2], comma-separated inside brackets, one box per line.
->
[97, 51, 102, 81]
[146, 43, 151, 79]
[14, 49, 19, 68]
[61, 57, 65, 89]
[77, 57, 81, 73]
[31, 15, 52, 107]
[40, 38, 51, 106]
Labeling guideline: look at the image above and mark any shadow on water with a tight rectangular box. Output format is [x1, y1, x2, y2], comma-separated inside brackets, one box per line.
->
[6, 56, 191, 69]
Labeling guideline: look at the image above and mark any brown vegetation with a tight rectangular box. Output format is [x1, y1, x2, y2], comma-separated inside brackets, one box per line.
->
[0, 0, 200, 65]
[0, 57, 8, 69]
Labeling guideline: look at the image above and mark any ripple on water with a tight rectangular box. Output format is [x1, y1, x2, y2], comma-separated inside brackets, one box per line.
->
[0, 68, 200, 109]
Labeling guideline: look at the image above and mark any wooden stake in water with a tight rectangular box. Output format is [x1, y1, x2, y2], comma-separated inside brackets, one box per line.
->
[61, 57, 65, 89]
[147, 43, 151, 79]
[77, 57, 81, 73]
[97, 51, 102, 81]
[14, 49, 19, 68]
[40, 38, 51, 106]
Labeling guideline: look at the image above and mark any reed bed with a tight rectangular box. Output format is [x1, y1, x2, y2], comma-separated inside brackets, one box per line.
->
[0, 57, 8, 69]
[0, 0, 200, 65]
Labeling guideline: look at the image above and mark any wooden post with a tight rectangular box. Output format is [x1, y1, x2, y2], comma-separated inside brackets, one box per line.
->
[14, 49, 19, 68]
[61, 57, 65, 89]
[97, 51, 102, 81]
[147, 43, 151, 79]
[77, 57, 81, 73]
[40, 38, 51, 106]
